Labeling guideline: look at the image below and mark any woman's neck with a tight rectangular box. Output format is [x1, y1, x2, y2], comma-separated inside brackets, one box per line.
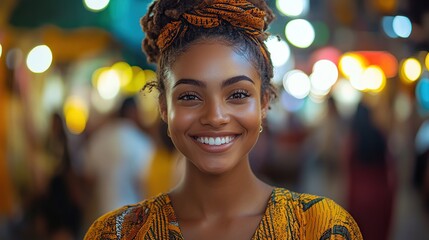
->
[169, 159, 273, 219]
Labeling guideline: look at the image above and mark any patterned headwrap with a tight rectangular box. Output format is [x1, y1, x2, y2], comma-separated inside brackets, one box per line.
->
[156, 0, 269, 60]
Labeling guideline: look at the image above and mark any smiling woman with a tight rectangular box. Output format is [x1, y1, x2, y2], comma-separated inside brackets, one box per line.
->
[84, 1, 363, 239]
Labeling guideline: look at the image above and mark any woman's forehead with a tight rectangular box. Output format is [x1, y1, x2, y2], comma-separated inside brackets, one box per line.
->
[168, 41, 259, 83]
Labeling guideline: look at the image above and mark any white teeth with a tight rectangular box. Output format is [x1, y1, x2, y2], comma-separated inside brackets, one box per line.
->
[196, 136, 235, 146]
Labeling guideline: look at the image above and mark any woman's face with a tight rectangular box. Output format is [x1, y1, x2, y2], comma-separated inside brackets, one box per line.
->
[162, 40, 268, 175]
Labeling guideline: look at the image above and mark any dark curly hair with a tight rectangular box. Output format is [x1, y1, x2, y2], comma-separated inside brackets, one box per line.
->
[140, 0, 277, 102]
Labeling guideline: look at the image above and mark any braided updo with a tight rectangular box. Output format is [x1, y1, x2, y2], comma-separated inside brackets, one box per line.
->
[141, 0, 277, 102]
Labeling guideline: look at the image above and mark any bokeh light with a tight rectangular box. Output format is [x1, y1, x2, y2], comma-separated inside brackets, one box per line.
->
[339, 53, 367, 79]
[416, 77, 429, 110]
[97, 69, 121, 100]
[63, 96, 89, 134]
[401, 58, 422, 82]
[0, 44, 2, 58]
[90, 88, 117, 114]
[283, 70, 311, 99]
[311, 60, 339, 88]
[122, 66, 146, 95]
[332, 78, 362, 118]
[425, 52, 429, 70]
[361, 65, 386, 92]
[26, 45, 53, 73]
[276, 0, 309, 17]
[111, 61, 132, 89]
[83, 0, 110, 12]
[285, 19, 315, 48]
[393, 15, 412, 38]
[265, 36, 291, 67]
[382, 16, 397, 38]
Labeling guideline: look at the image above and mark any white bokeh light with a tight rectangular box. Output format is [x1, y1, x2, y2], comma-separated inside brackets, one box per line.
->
[310, 59, 338, 93]
[84, 0, 110, 12]
[265, 36, 291, 67]
[276, 0, 309, 17]
[283, 70, 311, 99]
[285, 19, 315, 48]
[26, 45, 53, 73]
[97, 69, 120, 100]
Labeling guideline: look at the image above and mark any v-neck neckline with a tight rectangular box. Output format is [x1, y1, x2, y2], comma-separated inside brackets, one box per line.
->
[162, 188, 277, 239]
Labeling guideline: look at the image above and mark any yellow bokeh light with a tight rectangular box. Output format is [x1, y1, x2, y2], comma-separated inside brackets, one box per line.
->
[362, 65, 386, 93]
[0, 44, 2, 58]
[339, 53, 367, 79]
[122, 66, 146, 95]
[144, 69, 157, 83]
[63, 96, 89, 134]
[425, 53, 429, 71]
[401, 58, 422, 82]
[112, 62, 132, 88]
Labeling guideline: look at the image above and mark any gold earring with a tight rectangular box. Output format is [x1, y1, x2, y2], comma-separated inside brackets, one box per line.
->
[259, 125, 263, 133]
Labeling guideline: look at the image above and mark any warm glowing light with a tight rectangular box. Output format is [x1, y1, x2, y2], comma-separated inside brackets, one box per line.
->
[349, 74, 365, 91]
[339, 53, 367, 79]
[311, 60, 338, 92]
[84, 0, 110, 12]
[111, 61, 132, 88]
[285, 19, 315, 48]
[144, 69, 157, 83]
[265, 36, 291, 67]
[64, 96, 89, 134]
[355, 51, 398, 78]
[362, 65, 386, 92]
[416, 77, 429, 110]
[122, 66, 146, 95]
[393, 15, 412, 38]
[425, 53, 429, 71]
[97, 69, 121, 100]
[283, 70, 311, 99]
[0, 44, 2, 58]
[26, 45, 53, 73]
[402, 58, 422, 82]
[276, 0, 309, 17]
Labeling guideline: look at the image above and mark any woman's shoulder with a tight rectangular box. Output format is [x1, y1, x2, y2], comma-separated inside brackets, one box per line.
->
[84, 193, 170, 240]
[271, 188, 363, 239]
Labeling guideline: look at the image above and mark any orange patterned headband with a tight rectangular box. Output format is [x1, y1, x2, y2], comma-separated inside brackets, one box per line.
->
[156, 0, 269, 60]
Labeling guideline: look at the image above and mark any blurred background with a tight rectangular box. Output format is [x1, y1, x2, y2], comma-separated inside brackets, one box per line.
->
[1, 0, 429, 239]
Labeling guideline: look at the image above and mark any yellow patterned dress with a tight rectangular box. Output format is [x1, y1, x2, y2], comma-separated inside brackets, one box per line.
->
[84, 188, 362, 239]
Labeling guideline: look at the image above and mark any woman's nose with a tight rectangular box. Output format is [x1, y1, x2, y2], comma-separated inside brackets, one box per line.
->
[200, 99, 230, 127]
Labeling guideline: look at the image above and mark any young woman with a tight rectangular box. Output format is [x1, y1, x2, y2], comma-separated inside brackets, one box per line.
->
[84, 0, 363, 239]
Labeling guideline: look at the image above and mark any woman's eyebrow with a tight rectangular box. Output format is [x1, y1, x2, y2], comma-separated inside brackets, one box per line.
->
[173, 75, 254, 89]
[221, 75, 255, 88]
[173, 79, 206, 88]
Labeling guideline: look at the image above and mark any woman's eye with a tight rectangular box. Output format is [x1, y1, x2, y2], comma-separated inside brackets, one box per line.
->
[178, 92, 200, 101]
[229, 90, 250, 99]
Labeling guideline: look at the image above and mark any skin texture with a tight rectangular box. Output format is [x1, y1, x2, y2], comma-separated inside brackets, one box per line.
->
[160, 40, 273, 240]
